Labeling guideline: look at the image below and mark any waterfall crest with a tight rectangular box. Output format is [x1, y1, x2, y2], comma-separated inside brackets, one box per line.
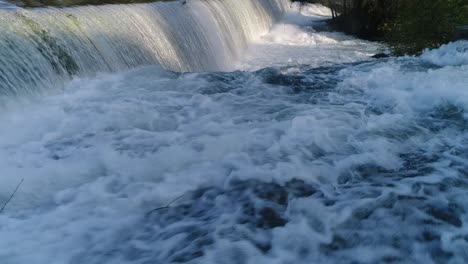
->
[0, 0, 289, 96]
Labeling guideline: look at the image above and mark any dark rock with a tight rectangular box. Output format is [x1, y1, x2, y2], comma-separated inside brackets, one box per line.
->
[256, 68, 307, 88]
[371, 53, 391, 59]
[453, 26, 468, 41]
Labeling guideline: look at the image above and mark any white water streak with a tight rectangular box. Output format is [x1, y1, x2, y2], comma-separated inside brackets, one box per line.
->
[0, 0, 289, 96]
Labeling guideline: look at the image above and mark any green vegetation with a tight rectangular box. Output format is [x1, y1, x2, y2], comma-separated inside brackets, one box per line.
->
[384, 0, 468, 55]
[18, 13, 79, 75]
[6, 0, 467, 55]
[304, 0, 468, 55]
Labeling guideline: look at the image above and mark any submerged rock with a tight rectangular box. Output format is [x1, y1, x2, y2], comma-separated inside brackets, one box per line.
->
[371, 53, 391, 59]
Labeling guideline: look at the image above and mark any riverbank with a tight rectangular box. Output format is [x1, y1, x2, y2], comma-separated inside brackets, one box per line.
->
[302, 0, 468, 55]
[1, 1, 468, 263]
[1, 2, 468, 262]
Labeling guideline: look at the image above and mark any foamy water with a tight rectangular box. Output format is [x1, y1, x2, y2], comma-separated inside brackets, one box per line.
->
[1, 2, 468, 264]
[238, 3, 384, 70]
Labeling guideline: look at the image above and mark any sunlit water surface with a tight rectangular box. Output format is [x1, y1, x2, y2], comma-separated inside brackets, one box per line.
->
[1, 2, 468, 264]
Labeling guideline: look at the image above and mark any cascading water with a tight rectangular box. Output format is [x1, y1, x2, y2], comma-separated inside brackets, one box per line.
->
[1, 1, 468, 263]
[0, 0, 288, 96]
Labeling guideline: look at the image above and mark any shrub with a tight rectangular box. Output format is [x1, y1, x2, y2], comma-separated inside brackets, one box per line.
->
[383, 0, 468, 55]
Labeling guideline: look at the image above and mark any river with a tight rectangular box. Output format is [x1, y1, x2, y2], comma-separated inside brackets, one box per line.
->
[1, 1, 468, 263]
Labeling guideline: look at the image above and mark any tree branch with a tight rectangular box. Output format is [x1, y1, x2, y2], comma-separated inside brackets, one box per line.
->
[0, 178, 24, 214]
[146, 194, 184, 215]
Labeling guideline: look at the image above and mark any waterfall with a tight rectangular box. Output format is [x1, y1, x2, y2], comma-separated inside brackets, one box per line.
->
[0, 0, 289, 96]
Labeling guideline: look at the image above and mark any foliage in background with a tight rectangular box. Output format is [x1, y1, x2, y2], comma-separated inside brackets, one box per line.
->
[304, 0, 468, 55]
[7, 0, 468, 54]
[383, 0, 468, 55]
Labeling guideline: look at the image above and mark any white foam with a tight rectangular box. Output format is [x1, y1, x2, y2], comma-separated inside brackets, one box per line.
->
[293, 2, 333, 17]
[338, 46, 468, 114]
[0, 2, 467, 264]
[237, 3, 382, 70]
[0, 0, 16, 9]
[420, 40, 468, 66]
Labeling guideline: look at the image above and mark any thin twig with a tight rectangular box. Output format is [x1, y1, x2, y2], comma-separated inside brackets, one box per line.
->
[147, 194, 184, 215]
[0, 178, 24, 214]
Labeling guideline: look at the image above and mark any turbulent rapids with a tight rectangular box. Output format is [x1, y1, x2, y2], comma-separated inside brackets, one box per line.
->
[1, 1, 468, 264]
